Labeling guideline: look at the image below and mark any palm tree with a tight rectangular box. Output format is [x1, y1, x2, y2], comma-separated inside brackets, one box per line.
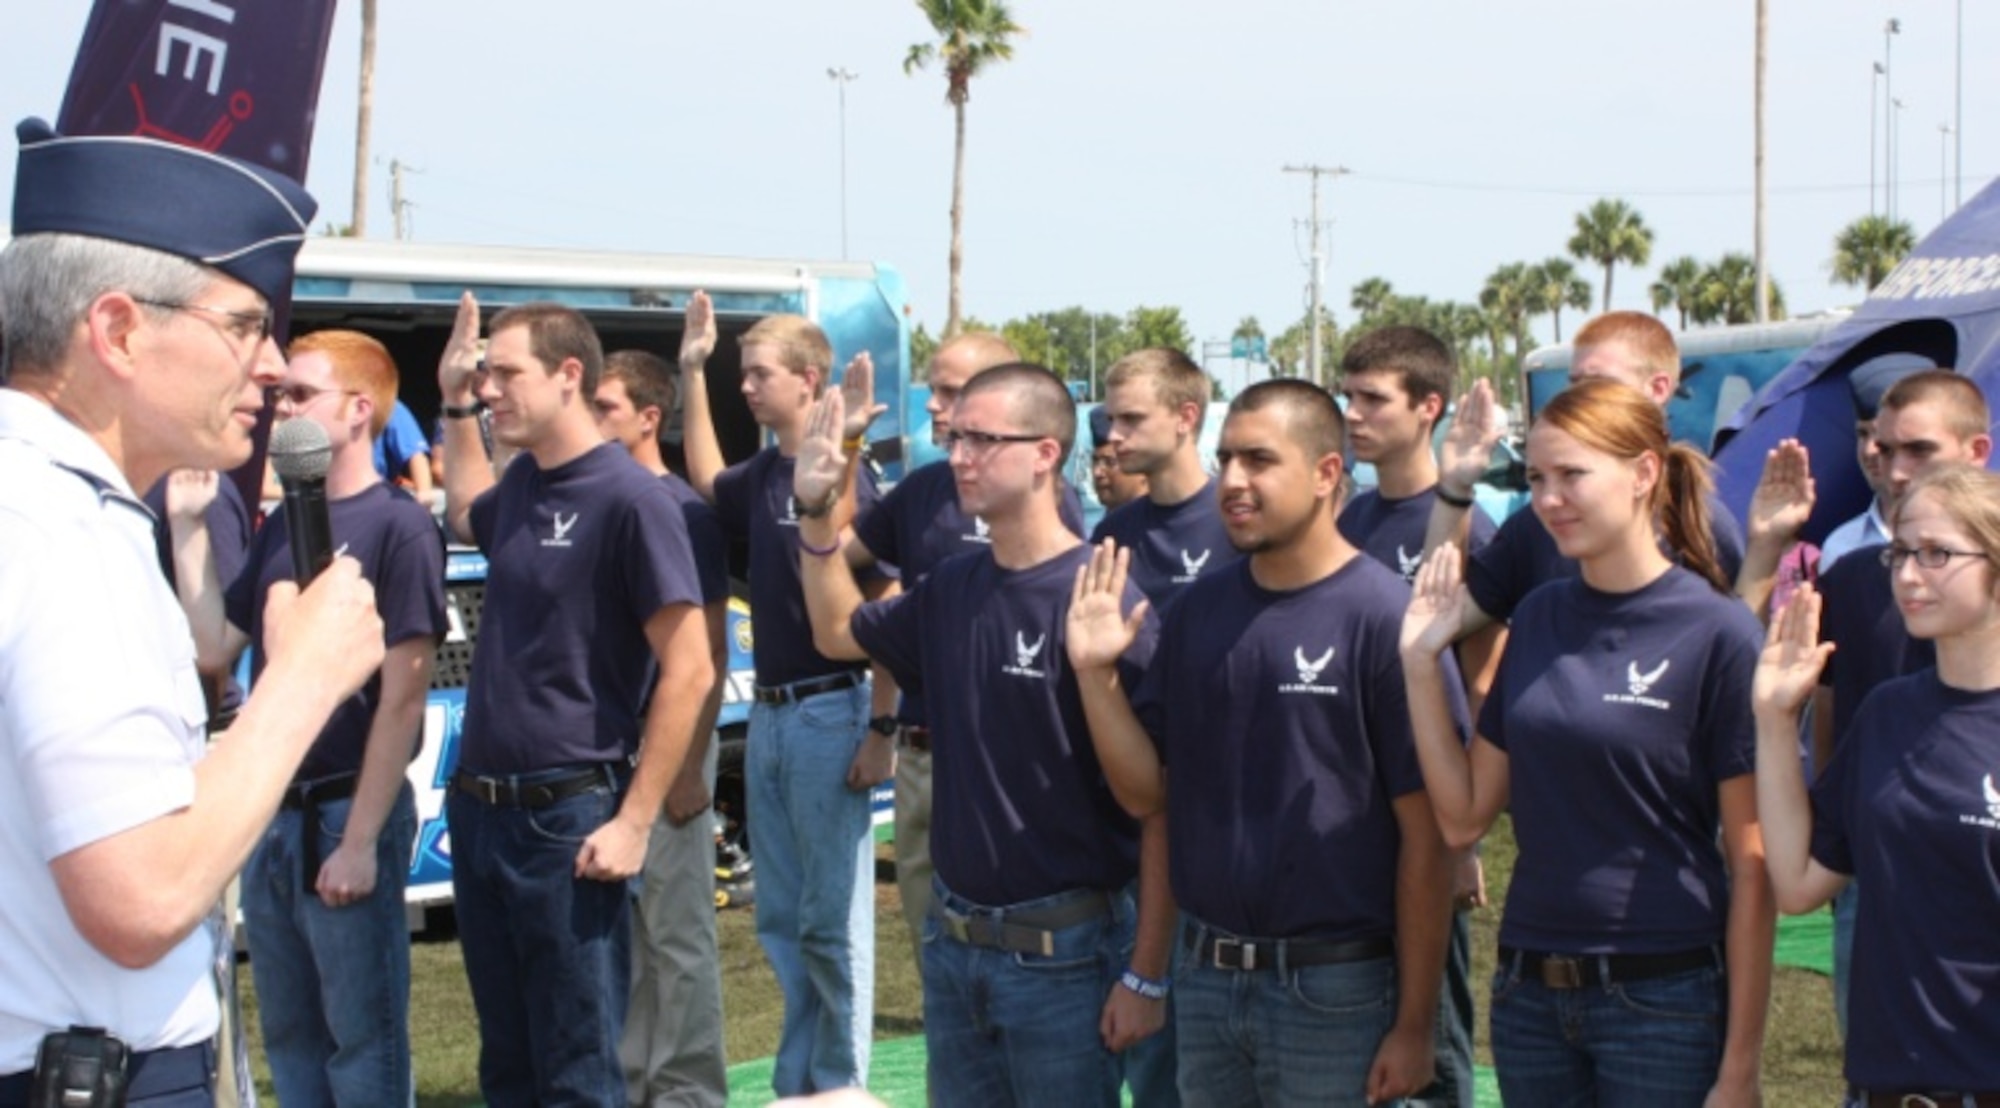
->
[1567, 198, 1655, 312]
[1479, 262, 1536, 374]
[1529, 257, 1593, 343]
[1649, 256, 1705, 331]
[1350, 277, 1394, 322]
[349, 0, 377, 237]
[905, 0, 1023, 338]
[1694, 253, 1788, 325]
[1830, 214, 1918, 292]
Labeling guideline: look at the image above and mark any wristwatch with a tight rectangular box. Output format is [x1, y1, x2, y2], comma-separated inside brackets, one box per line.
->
[868, 715, 900, 739]
[442, 402, 483, 420]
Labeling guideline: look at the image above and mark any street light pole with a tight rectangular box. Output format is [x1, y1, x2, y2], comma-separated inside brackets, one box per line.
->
[1892, 97, 1906, 223]
[1955, 0, 1964, 210]
[1940, 123, 1953, 224]
[826, 67, 859, 260]
[1883, 19, 1900, 220]
[1871, 62, 1883, 217]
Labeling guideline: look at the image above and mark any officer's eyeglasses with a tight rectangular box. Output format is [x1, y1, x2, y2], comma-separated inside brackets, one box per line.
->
[134, 298, 275, 348]
[1879, 544, 1993, 571]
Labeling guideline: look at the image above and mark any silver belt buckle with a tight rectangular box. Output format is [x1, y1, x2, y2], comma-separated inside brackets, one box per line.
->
[1213, 936, 1256, 971]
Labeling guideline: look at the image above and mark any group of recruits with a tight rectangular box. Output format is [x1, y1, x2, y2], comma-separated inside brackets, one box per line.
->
[2, 118, 1998, 1108]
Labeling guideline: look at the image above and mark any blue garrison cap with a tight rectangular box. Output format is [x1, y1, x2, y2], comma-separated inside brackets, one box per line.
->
[1848, 351, 1934, 418]
[10, 117, 316, 307]
[1089, 405, 1113, 449]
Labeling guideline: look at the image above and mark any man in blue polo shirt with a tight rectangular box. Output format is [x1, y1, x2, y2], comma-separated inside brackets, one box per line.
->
[677, 292, 894, 1096]
[796, 364, 1173, 1106]
[1426, 311, 1746, 629]
[1071, 379, 1457, 1106]
[437, 294, 715, 1107]
[168, 328, 446, 1107]
[1091, 347, 1237, 609]
[595, 349, 732, 1107]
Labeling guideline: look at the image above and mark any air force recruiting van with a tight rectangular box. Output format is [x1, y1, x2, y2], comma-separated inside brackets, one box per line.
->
[284, 237, 912, 912]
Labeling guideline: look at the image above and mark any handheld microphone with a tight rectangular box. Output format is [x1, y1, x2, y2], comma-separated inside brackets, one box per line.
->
[268, 419, 335, 582]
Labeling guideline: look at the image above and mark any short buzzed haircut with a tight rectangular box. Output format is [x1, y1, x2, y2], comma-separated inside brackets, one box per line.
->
[603, 349, 677, 416]
[1227, 378, 1346, 460]
[289, 329, 399, 437]
[489, 301, 606, 395]
[1339, 325, 1456, 406]
[932, 330, 1019, 375]
[1879, 368, 1991, 442]
[1572, 310, 1681, 387]
[1105, 347, 1212, 434]
[959, 362, 1077, 465]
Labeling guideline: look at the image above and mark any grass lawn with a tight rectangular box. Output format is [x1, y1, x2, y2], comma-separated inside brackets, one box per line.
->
[238, 820, 1846, 1105]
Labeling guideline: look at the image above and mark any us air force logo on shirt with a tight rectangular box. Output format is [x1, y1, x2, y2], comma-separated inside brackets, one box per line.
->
[1174, 548, 1212, 583]
[1396, 544, 1422, 582]
[963, 515, 992, 544]
[782, 496, 800, 529]
[1279, 645, 1341, 696]
[1603, 658, 1671, 710]
[542, 511, 579, 548]
[1003, 630, 1047, 679]
[1963, 775, 2000, 830]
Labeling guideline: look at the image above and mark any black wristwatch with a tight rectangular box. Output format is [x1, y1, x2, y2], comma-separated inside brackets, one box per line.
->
[868, 715, 900, 738]
[442, 402, 483, 420]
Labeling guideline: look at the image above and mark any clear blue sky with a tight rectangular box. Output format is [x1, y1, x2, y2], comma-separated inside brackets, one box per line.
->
[2, 1, 1989, 357]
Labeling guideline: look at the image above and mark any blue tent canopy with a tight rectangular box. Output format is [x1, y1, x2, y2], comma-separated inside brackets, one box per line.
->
[1713, 179, 2000, 543]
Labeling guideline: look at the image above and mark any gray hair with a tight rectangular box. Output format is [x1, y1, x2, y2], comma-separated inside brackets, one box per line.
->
[1, 234, 215, 378]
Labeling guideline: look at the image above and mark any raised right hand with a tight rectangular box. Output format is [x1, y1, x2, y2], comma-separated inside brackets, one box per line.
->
[1752, 582, 1834, 719]
[1066, 541, 1150, 672]
[793, 389, 847, 510]
[1402, 542, 1470, 659]
[1745, 438, 1815, 544]
[1438, 378, 1502, 499]
[261, 557, 385, 703]
[438, 291, 484, 402]
[163, 469, 220, 523]
[679, 290, 717, 370]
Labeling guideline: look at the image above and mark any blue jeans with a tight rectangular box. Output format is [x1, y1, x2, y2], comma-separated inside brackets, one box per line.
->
[1409, 910, 1475, 1108]
[922, 881, 1134, 1108]
[1489, 959, 1725, 1108]
[1172, 928, 1401, 1108]
[241, 782, 416, 1108]
[448, 769, 631, 1108]
[748, 683, 875, 1096]
[1832, 881, 1858, 1040]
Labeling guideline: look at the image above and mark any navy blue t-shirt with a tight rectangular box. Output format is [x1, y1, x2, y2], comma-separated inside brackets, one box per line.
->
[1133, 556, 1466, 940]
[464, 443, 702, 773]
[1809, 672, 2000, 1091]
[226, 482, 446, 781]
[1089, 478, 1240, 609]
[852, 459, 1085, 725]
[1338, 486, 1498, 584]
[712, 448, 885, 687]
[1479, 567, 1762, 953]
[1465, 492, 1746, 622]
[662, 471, 729, 606]
[1815, 542, 1934, 745]
[850, 544, 1156, 906]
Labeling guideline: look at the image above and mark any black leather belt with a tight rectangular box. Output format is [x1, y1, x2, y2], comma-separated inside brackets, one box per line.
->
[751, 670, 865, 705]
[1500, 944, 1721, 990]
[0, 1039, 212, 1104]
[900, 725, 932, 753]
[280, 773, 360, 892]
[1186, 926, 1394, 972]
[935, 888, 1113, 957]
[1857, 1092, 2000, 1108]
[453, 765, 615, 809]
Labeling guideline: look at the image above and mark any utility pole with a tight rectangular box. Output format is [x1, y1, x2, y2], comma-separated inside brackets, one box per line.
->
[1754, 0, 1769, 323]
[390, 159, 416, 241]
[1871, 62, 1883, 217]
[1940, 123, 1953, 224]
[1282, 164, 1347, 387]
[827, 67, 859, 260]
[1884, 19, 1901, 220]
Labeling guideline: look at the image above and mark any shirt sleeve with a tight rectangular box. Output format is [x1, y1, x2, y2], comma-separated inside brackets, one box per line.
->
[1807, 720, 1858, 875]
[850, 584, 924, 692]
[223, 507, 275, 636]
[375, 499, 450, 648]
[852, 478, 903, 567]
[852, 465, 899, 583]
[681, 498, 731, 606]
[1465, 507, 1537, 622]
[621, 483, 703, 621]
[711, 457, 753, 539]
[468, 484, 500, 554]
[1700, 611, 1762, 782]
[1367, 607, 1457, 799]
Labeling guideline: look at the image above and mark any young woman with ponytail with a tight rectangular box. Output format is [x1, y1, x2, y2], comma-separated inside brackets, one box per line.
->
[1401, 377, 1773, 1106]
